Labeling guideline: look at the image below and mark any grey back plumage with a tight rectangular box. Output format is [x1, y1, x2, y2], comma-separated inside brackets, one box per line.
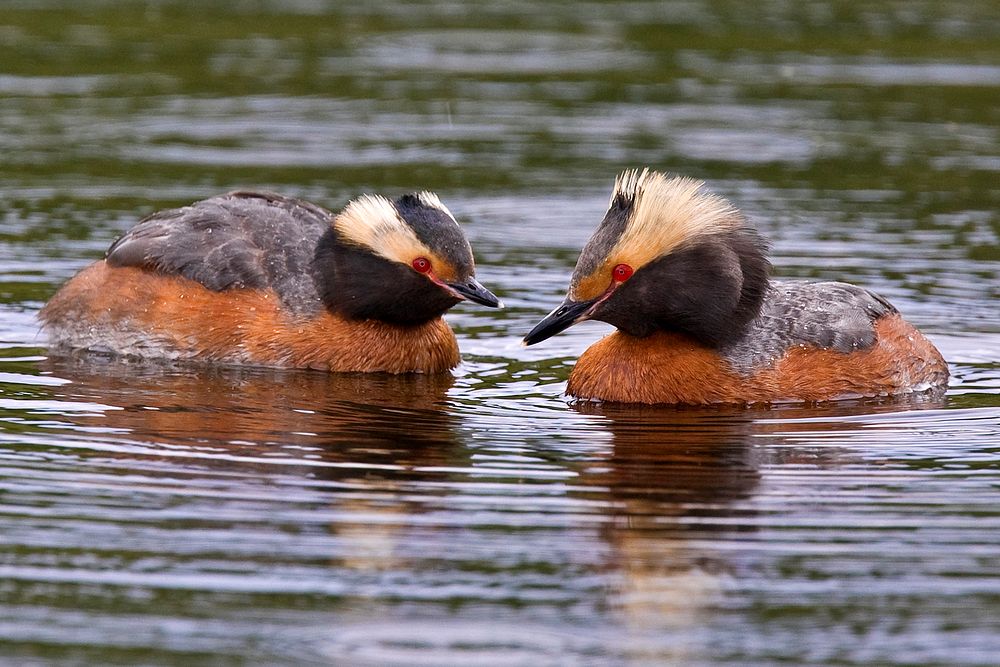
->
[722, 280, 897, 375]
[106, 191, 332, 314]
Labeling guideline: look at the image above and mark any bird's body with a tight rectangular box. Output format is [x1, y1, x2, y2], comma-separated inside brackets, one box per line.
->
[41, 261, 461, 373]
[41, 190, 499, 373]
[567, 281, 946, 404]
[525, 169, 948, 404]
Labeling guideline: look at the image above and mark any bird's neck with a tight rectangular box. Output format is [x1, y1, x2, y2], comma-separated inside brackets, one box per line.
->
[567, 330, 737, 403]
[289, 312, 460, 373]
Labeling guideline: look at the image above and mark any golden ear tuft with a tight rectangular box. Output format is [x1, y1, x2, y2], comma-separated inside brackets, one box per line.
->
[570, 169, 744, 301]
[333, 195, 434, 265]
[609, 169, 742, 269]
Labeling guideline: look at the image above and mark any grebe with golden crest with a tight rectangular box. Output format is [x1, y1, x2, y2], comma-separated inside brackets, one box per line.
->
[42, 190, 500, 373]
[524, 169, 947, 404]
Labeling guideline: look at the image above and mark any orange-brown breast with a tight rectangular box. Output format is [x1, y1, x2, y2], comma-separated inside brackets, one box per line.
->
[40, 261, 460, 374]
[567, 314, 948, 404]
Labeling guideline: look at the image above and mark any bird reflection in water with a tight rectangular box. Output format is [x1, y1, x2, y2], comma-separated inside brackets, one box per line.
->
[571, 392, 945, 662]
[570, 401, 761, 661]
[42, 357, 457, 456]
[35, 357, 948, 662]
[41, 356, 461, 575]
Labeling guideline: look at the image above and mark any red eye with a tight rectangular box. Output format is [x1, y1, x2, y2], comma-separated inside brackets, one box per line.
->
[612, 263, 634, 282]
[412, 257, 432, 273]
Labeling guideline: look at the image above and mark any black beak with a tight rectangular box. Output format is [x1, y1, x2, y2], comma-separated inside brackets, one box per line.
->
[523, 297, 596, 346]
[446, 277, 503, 308]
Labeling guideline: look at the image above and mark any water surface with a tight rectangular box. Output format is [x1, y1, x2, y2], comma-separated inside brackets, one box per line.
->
[1, 1, 999, 664]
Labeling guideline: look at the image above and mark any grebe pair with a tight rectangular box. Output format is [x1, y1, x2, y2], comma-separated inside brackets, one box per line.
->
[40, 170, 948, 404]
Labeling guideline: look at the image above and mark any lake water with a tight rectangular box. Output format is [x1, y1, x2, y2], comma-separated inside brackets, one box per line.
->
[1, 1, 999, 664]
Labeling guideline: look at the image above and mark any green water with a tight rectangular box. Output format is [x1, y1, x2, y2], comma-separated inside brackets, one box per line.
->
[1, 1, 998, 664]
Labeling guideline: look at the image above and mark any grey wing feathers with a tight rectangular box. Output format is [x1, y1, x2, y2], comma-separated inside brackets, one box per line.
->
[768, 281, 896, 351]
[106, 191, 332, 311]
[724, 280, 898, 374]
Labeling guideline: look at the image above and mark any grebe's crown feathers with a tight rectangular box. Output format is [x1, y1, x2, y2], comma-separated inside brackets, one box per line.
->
[570, 169, 745, 300]
[610, 168, 742, 266]
[414, 191, 457, 223]
[332, 191, 472, 283]
[333, 193, 431, 266]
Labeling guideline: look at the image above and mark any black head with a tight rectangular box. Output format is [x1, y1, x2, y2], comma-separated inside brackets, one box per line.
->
[524, 169, 771, 347]
[313, 192, 501, 325]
